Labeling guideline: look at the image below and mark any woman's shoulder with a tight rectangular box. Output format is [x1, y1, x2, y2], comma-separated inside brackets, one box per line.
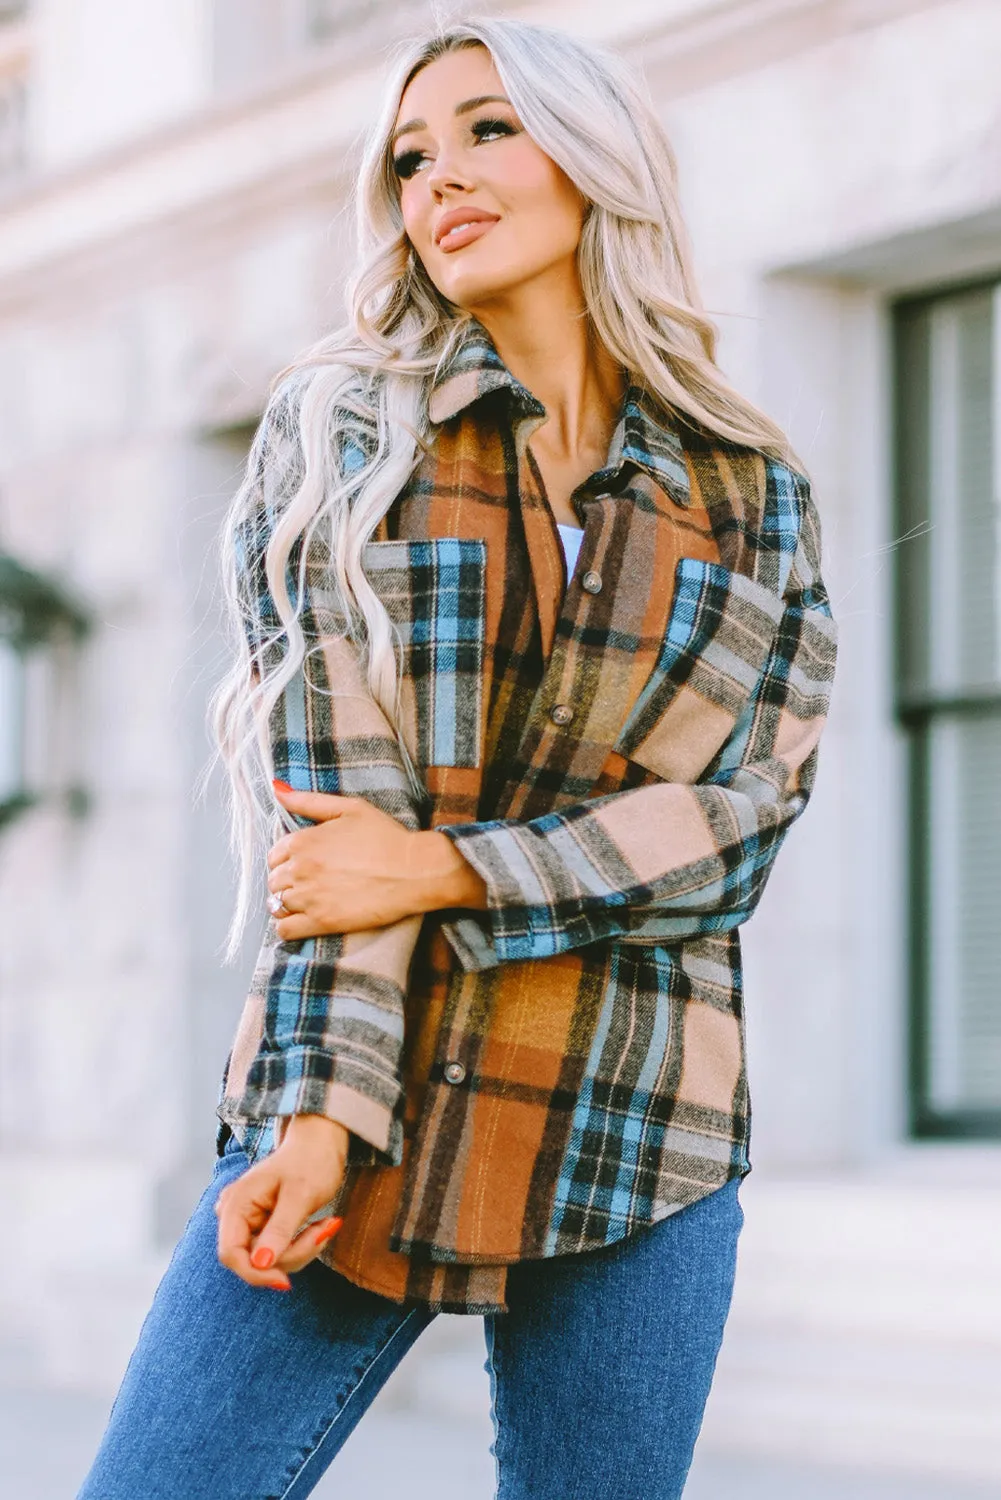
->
[665, 411, 822, 593]
[667, 408, 811, 518]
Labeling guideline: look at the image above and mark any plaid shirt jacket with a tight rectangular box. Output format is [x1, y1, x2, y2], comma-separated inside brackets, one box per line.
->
[217, 322, 838, 1314]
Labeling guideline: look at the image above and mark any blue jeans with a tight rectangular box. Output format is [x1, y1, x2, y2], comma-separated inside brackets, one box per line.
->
[77, 1131, 744, 1500]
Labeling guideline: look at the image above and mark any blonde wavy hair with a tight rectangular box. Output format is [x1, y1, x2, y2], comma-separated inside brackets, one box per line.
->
[207, 14, 798, 962]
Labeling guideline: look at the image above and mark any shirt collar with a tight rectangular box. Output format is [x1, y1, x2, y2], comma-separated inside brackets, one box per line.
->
[427, 319, 692, 507]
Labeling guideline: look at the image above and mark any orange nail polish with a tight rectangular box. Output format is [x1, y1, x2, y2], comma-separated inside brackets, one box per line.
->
[272, 779, 293, 793]
[269, 1276, 291, 1292]
[251, 1245, 275, 1270]
[314, 1217, 344, 1247]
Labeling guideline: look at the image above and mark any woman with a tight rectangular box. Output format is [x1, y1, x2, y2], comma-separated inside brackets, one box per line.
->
[78, 17, 837, 1500]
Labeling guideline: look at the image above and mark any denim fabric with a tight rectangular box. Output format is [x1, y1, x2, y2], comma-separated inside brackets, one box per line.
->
[77, 1132, 743, 1500]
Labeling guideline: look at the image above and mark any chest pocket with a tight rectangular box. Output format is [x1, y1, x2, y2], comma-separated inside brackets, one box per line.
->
[360, 537, 487, 770]
[614, 557, 786, 784]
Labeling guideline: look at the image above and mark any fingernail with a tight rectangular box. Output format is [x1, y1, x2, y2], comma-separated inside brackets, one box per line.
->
[314, 1216, 344, 1247]
[251, 1245, 275, 1270]
[268, 1276, 292, 1292]
[272, 779, 293, 793]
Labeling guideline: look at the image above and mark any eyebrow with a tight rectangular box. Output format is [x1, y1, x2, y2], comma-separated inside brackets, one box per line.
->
[391, 95, 513, 149]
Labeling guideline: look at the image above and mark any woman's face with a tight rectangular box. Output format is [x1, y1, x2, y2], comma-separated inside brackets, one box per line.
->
[391, 46, 586, 313]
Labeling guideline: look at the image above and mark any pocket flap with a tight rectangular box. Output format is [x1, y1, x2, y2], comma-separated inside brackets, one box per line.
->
[615, 558, 785, 783]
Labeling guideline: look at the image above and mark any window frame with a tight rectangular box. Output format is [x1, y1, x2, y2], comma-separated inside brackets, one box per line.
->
[0, 5, 30, 188]
[892, 272, 1001, 1140]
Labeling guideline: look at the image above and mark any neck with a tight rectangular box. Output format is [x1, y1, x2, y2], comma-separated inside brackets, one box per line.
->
[469, 269, 625, 459]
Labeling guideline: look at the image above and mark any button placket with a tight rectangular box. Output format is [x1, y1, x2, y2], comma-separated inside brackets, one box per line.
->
[500, 490, 615, 790]
[547, 503, 610, 735]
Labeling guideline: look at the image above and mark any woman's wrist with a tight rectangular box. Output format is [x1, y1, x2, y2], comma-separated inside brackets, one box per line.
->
[277, 1113, 350, 1152]
[412, 831, 489, 913]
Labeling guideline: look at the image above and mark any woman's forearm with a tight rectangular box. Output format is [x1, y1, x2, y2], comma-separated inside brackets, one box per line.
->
[412, 830, 490, 913]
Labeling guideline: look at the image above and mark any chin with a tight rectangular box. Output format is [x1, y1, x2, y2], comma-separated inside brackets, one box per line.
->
[434, 264, 535, 311]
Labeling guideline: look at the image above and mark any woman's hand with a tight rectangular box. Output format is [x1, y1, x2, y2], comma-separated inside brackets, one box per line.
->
[266, 781, 487, 939]
[214, 1115, 349, 1291]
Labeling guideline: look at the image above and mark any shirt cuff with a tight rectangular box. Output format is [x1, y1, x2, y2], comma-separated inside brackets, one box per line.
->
[436, 821, 537, 969]
[436, 820, 625, 970]
[222, 1044, 404, 1167]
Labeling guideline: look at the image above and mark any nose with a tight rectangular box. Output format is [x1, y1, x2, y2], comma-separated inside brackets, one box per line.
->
[425, 141, 475, 200]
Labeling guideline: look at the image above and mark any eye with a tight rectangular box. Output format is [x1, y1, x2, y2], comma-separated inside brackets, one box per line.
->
[392, 117, 518, 181]
[393, 148, 428, 181]
[471, 116, 517, 144]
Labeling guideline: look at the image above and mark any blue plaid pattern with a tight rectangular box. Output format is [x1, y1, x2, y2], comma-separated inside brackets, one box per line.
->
[361, 538, 486, 768]
[217, 319, 838, 1314]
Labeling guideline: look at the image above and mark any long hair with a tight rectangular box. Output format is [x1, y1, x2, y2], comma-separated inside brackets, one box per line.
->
[207, 14, 799, 962]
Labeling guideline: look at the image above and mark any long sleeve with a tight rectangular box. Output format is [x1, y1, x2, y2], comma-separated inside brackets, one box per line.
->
[222, 381, 424, 1167]
[437, 476, 838, 972]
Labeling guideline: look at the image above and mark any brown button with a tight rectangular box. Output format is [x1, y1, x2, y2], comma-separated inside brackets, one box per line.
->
[444, 1060, 466, 1085]
[550, 703, 575, 727]
[582, 570, 603, 594]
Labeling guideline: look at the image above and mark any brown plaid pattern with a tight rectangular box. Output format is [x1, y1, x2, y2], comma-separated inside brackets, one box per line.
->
[217, 321, 838, 1313]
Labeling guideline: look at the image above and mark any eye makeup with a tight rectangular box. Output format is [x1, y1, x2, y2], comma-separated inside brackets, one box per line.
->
[392, 114, 520, 180]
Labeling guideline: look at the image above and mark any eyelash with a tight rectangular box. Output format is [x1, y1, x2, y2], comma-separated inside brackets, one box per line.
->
[392, 117, 517, 180]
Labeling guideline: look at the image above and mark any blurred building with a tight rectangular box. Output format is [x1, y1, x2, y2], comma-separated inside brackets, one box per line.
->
[0, 0, 998, 1488]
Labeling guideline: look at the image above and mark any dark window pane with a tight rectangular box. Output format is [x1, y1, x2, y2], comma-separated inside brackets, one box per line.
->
[925, 714, 1001, 1111]
[895, 302, 933, 699]
[895, 280, 1001, 1137]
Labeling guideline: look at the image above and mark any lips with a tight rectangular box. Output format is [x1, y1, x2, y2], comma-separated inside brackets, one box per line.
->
[434, 207, 500, 251]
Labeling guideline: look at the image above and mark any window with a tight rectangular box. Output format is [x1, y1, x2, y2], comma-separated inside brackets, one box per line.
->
[0, 636, 24, 810]
[0, 1, 29, 187]
[211, 0, 409, 93]
[306, 1, 361, 43]
[0, 550, 89, 825]
[212, 0, 303, 92]
[894, 280, 1001, 1138]
[0, 63, 27, 182]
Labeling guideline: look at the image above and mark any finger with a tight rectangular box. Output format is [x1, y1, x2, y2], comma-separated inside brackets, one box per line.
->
[270, 887, 303, 917]
[246, 1178, 319, 1272]
[272, 785, 355, 821]
[266, 884, 301, 920]
[266, 857, 294, 891]
[216, 1174, 294, 1291]
[274, 911, 328, 941]
[266, 837, 296, 869]
[274, 1214, 345, 1273]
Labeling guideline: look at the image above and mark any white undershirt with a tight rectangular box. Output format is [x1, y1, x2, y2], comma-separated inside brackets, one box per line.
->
[556, 522, 584, 581]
